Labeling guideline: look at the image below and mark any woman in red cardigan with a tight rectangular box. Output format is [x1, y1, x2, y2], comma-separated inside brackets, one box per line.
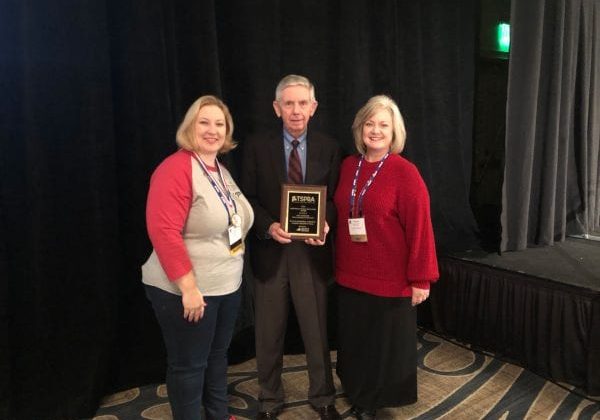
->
[334, 95, 439, 419]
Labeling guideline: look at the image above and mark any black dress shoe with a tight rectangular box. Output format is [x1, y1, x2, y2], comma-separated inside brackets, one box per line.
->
[256, 411, 279, 420]
[351, 406, 376, 420]
[316, 405, 341, 420]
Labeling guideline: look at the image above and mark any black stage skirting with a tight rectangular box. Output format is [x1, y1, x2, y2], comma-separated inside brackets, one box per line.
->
[425, 237, 600, 396]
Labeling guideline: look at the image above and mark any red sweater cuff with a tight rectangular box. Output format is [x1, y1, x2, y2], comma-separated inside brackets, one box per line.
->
[409, 280, 431, 290]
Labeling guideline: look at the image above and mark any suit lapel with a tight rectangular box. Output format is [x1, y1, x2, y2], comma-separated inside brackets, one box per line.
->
[305, 132, 321, 184]
[268, 131, 286, 184]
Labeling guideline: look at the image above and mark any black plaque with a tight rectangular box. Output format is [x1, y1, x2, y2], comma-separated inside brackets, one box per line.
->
[280, 184, 327, 241]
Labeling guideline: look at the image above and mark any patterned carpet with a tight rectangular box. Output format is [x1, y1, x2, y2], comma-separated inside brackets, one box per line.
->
[91, 331, 600, 419]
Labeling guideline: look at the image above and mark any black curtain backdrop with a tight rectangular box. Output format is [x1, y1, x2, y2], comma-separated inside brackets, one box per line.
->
[0, 200, 9, 419]
[1, 1, 478, 418]
[501, 0, 600, 251]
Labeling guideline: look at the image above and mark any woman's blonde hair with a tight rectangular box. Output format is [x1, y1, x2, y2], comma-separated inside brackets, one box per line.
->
[176, 95, 236, 153]
[352, 95, 406, 155]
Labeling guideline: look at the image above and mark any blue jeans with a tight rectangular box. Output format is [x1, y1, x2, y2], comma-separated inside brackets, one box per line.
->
[145, 285, 241, 420]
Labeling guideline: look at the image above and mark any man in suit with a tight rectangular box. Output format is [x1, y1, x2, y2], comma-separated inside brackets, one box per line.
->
[241, 74, 342, 420]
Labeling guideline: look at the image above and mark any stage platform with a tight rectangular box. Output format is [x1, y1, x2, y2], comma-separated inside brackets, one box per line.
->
[427, 237, 600, 396]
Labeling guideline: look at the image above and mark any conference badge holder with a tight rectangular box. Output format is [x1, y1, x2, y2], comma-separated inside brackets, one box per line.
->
[348, 217, 368, 242]
[228, 220, 243, 255]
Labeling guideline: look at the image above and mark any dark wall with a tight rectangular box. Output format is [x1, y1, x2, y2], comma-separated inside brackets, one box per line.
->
[470, 0, 511, 251]
[471, 57, 509, 251]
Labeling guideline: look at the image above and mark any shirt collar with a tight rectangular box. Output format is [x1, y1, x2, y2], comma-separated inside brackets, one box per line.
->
[283, 129, 307, 146]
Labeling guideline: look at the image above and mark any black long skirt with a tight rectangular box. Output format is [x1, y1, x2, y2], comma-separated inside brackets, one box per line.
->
[336, 285, 417, 410]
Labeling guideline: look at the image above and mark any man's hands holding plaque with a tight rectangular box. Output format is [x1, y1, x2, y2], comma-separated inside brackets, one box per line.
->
[268, 221, 330, 246]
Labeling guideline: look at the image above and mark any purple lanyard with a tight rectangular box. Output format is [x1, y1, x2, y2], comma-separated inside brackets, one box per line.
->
[192, 153, 238, 223]
[349, 153, 389, 218]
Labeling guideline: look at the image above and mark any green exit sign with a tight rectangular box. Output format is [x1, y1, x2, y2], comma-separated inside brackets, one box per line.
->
[497, 23, 510, 53]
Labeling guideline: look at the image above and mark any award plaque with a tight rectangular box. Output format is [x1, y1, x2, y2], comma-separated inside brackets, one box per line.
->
[280, 184, 327, 241]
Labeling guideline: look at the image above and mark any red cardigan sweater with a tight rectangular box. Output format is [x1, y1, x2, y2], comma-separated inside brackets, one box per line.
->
[334, 154, 439, 297]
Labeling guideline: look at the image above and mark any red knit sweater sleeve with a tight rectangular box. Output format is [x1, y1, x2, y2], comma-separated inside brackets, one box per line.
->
[398, 163, 439, 288]
[146, 150, 193, 281]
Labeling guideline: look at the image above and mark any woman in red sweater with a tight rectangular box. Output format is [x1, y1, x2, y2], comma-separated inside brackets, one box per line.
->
[334, 95, 439, 419]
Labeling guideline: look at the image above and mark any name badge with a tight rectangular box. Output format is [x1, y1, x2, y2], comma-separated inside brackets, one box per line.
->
[348, 218, 367, 242]
[228, 225, 243, 254]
